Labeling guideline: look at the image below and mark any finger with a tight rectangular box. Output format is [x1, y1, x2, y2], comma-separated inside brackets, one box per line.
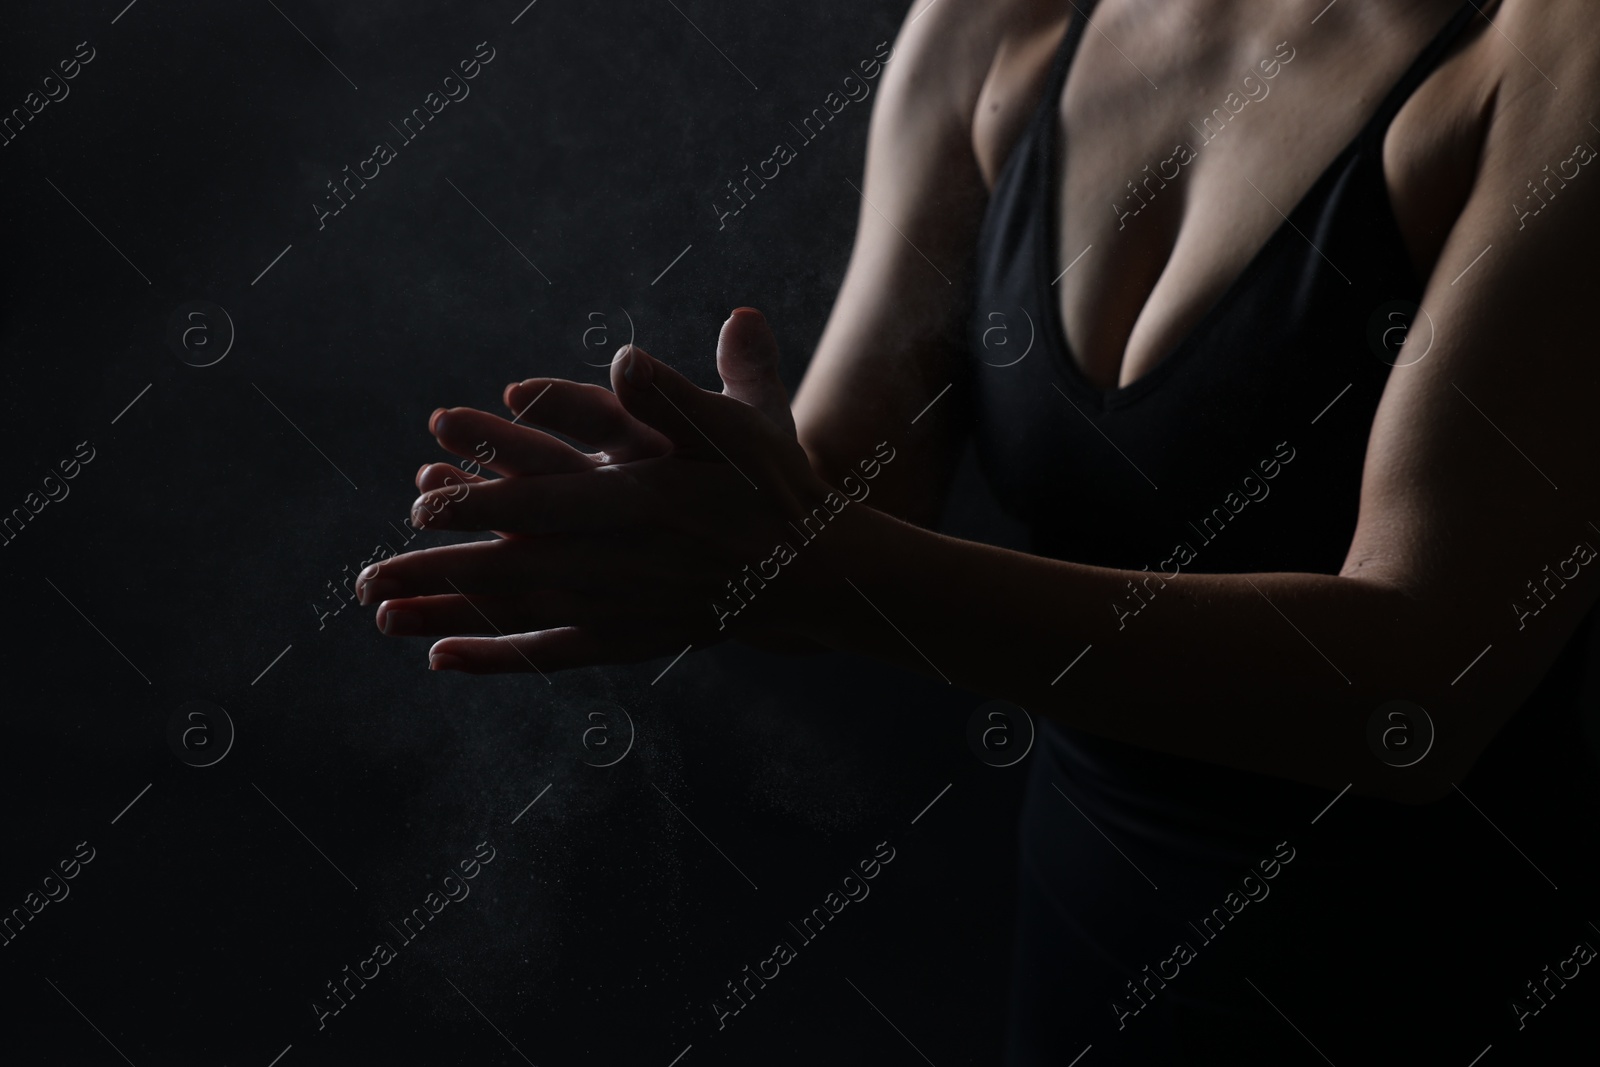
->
[609, 344, 767, 460]
[416, 462, 487, 494]
[430, 406, 594, 476]
[409, 467, 651, 535]
[718, 308, 797, 438]
[415, 465, 530, 541]
[374, 591, 600, 637]
[502, 378, 671, 459]
[355, 539, 611, 604]
[428, 627, 657, 674]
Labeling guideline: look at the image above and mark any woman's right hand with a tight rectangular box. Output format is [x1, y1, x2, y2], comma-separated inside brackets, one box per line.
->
[416, 307, 796, 495]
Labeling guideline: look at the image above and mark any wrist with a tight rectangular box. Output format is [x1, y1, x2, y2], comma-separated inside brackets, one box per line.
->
[751, 435, 915, 649]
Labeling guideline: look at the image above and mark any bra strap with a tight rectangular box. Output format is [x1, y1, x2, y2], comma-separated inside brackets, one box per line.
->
[1035, 0, 1103, 135]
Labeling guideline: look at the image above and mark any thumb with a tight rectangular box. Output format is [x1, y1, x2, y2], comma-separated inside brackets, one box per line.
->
[609, 343, 764, 459]
[717, 307, 796, 439]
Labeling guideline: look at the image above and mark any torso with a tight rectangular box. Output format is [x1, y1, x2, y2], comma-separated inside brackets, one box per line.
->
[955, 9, 1600, 1055]
[970, 0, 1500, 390]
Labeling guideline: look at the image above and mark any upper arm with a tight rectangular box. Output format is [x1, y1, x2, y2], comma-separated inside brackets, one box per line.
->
[791, 0, 1009, 527]
[1344, 4, 1600, 764]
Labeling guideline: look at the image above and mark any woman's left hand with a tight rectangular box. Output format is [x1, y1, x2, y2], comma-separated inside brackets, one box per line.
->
[357, 342, 841, 674]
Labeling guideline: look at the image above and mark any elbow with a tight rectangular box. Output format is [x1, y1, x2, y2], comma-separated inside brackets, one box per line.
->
[1342, 590, 1518, 805]
[1356, 692, 1509, 806]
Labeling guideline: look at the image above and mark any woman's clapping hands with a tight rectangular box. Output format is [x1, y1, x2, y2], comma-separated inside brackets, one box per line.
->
[357, 309, 836, 673]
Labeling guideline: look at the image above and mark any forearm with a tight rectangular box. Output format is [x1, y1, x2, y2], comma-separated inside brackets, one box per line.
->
[792, 503, 1519, 802]
[794, 297, 974, 530]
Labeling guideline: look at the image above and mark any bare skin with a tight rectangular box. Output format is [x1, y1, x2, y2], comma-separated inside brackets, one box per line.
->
[361, 0, 1600, 806]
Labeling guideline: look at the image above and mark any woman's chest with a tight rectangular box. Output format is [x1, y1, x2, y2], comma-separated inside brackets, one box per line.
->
[971, 0, 1497, 390]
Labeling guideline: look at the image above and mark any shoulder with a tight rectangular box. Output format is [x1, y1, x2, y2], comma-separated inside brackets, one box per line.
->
[1390, 0, 1600, 249]
[876, 0, 1066, 186]
[1481, 0, 1600, 123]
[1462, 0, 1600, 239]
[877, 0, 1055, 113]
[1495, 0, 1600, 54]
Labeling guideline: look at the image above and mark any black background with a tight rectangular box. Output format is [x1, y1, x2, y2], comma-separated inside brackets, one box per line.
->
[1, 1, 1035, 1063]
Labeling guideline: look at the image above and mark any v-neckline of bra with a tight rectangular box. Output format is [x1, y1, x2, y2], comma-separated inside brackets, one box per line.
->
[1035, 0, 1479, 406]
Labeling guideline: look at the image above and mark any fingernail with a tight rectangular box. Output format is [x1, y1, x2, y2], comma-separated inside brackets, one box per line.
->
[622, 345, 652, 387]
[430, 653, 466, 671]
[380, 608, 422, 636]
[431, 409, 451, 436]
[357, 577, 400, 606]
[416, 463, 430, 482]
[411, 493, 449, 527]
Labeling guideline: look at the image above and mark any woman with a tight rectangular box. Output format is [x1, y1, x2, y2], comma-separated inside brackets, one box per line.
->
[359, 0, 1600, 1060]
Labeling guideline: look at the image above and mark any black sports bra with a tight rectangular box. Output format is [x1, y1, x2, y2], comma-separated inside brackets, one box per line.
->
[966, 0, 1483, 573]
[964, 0, 1600, 850]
